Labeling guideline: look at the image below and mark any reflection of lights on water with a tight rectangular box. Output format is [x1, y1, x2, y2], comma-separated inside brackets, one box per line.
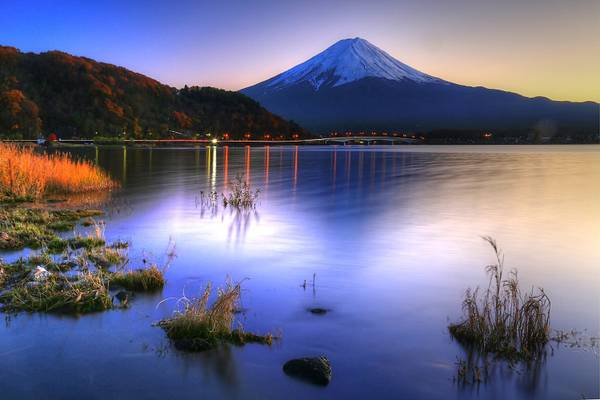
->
[245, 146, 251, 184]
[211, 145, 217, 191]
[223, 146, 229, 187]
[265, 146, 270, 185]
[293, 145, 298, 188]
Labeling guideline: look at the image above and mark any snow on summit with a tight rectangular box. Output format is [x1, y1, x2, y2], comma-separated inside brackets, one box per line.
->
[266, 37, 439, 90]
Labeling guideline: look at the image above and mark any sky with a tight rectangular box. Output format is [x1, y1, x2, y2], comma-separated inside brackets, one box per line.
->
[1, 0, 599, 102]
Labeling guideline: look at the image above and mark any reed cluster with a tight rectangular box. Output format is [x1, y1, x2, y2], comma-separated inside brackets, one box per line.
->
[111, 265, 165, 291]
[449, 237, 551, 360]
[0, 143, 116, 200]
[159, 281, 273, 351]
[222, 176, 260, 209]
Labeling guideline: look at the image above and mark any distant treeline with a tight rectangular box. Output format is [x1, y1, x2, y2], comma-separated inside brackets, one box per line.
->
[0, 46, 305, 139]
[421, 128, 599, 144]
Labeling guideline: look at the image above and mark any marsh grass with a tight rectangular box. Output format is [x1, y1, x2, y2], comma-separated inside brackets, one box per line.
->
[68, 236, 106, 249]
[158, 281, 273, 351]
[111, 265, 165, 291]
[87, 247, 126, 269]
[0, 207, 105, 251]
[449, 237, 551, 361]
[109, 240, 174, 292]
[0, 270, 112, 313]
[0, 143, 116, 200]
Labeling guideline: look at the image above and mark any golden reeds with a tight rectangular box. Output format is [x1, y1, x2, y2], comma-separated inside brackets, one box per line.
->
[0, 143, 116, 200]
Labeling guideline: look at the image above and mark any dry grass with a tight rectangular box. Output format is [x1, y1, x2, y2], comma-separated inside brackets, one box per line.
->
[0, 143, 116, 200]
[449, 237, 551, 360]
[158, 281, 273, 351]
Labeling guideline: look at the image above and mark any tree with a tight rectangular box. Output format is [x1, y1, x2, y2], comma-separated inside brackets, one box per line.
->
[0, 89, 41, 138]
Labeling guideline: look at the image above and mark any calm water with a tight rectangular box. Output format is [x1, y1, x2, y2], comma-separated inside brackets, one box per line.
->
[1, 145, 599, 399]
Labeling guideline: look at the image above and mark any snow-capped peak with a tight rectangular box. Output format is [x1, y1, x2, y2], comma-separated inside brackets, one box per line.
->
[265, 37, 439, 90]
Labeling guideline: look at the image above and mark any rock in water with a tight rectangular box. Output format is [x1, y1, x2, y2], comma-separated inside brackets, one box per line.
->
[283, 356, 332, 385]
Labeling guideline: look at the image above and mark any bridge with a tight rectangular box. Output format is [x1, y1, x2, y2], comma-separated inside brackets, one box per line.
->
[1, 136, 419, 146]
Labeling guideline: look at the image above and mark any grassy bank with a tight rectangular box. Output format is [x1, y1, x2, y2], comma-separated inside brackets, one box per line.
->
[0, 206, 169, 314]
[0, 207, 104, 250]
[0, 143, 116, 201]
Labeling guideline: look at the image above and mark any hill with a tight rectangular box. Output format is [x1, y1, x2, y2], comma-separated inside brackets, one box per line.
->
[0, 46, 304, 139]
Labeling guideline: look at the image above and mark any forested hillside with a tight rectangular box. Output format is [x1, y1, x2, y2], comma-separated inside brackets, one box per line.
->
[0, 46, 305, 139]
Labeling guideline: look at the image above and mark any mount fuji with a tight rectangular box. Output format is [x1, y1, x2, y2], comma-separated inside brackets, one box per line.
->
[241, 38, 598, 135]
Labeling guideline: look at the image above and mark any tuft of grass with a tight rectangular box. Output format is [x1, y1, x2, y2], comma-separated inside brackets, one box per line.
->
[67, 235, 106, 250]
[109, 240, 130, 249]
[47, 238, 68, 253]
[0, 270, 112, 313]
[0, 143, 116, 200]
[110, 265, 165, 291]
[222, 176, 260, 209]
[26, 252, 53, 266]
[448, 237, 551, 360]
[158, 281, 273, 351]
[86, 247, 126, 269]
[48, 220, 76, 232]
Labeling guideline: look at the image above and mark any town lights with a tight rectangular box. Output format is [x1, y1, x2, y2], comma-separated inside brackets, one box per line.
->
[211, 138, 218, 144]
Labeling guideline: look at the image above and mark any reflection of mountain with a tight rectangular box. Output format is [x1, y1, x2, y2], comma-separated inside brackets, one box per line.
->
[242, 38, 599, 136]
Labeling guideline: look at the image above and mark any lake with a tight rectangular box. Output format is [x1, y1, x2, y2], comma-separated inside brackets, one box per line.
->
[1, 145, 598, 399]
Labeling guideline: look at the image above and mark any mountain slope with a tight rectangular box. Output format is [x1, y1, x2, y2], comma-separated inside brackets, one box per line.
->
[0, 46, 304, 139]
[264, 37, 440, 90]
[242, 38, 598, 136]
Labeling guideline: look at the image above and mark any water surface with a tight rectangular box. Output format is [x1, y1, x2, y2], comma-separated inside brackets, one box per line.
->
[1, 145, 598, 399]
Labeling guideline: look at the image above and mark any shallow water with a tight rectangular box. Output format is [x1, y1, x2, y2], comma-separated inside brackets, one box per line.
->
[1, 145, 599, 399]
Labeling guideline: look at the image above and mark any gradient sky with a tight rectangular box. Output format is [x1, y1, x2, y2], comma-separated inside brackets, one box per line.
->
[1, 0, 599, 102]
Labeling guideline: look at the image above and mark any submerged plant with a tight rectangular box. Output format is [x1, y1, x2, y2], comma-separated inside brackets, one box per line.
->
[158, 280, 273, 351]
[449, 237, 551, 361]
[222, 176, 260, 209]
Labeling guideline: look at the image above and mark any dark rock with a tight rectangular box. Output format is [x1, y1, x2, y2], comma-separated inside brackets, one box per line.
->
[283, 356, 332, 385]
[308, 307, 329, 315]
